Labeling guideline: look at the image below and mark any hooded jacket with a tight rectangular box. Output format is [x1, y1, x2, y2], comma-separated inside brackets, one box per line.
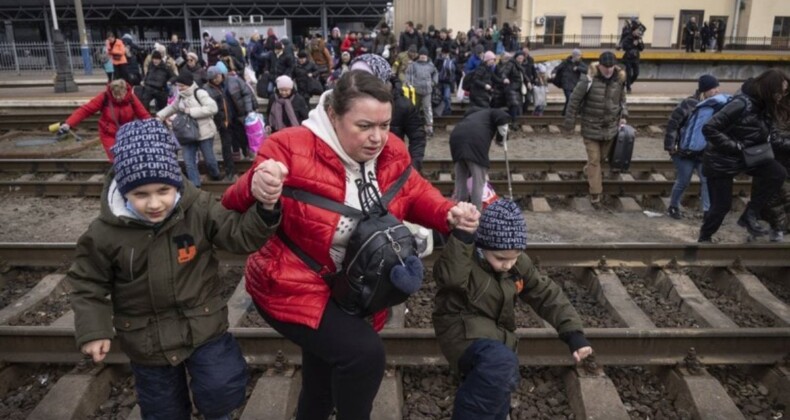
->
[405, 59, 438, 96]
[450, 108, 510, 167]
[390, 81, 427, 170]
[143, 59, 176, 90]
[221, 91, 455, 330]
[65, 82, 150, 161]
[308, 38, 333, 71]
[68, 175, 279, 366]
[157, 83, 218, 141]
[433, 231, 586, 371]
[563, 64, 628, 141]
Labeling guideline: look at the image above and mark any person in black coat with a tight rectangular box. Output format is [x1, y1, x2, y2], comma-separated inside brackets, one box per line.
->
[266, 75, 309, 134]
[450, 108, 511, 210]
[684, 17, 698, 52]
[294, 52, 321, 104]
[621, 28, 644, 93]
[699, 70, 790, 242]
[469, 51, 499, 109]
[140, 51, 176, 112]
[552, 50, 587, 115]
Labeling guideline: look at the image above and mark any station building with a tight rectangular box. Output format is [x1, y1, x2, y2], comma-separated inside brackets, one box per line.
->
[393, 0, 790, 49]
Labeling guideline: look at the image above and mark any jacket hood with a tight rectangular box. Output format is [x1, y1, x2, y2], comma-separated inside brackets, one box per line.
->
[302, 90, 383, 171]
[697, 93, 732, 109]
[99, 172, 196, 228]
[178, 83, 199, 98]
[589, 63, 626, 83]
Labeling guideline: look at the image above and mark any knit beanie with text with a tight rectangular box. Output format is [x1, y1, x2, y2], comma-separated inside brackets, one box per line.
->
[476, 199, 528, 250]
[111, 119, 183, 196]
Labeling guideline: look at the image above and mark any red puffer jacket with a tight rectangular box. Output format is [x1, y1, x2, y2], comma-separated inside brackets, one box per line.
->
[222, 127, 454, 330]
[65, 82, 149, 161]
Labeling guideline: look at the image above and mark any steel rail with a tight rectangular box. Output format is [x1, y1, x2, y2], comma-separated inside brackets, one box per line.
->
[0, 178, 752, 197]
[0, 158, 677, 175]
[0, 326, 787, 366]
[2, 242, 789, 268]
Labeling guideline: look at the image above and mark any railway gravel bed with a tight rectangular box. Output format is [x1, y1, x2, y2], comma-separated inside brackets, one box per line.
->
[0, 268, 52, 311]
[239, 306, 269, 328]
[707, 365, 785, 419]
[685, 269, 777, 328]
[606, 366, 688, 420]
[547, 267, 619, 328]
[752, 270, 790, 306]
[8, 285, 70, 326]
[87, 374, 136, 420]
[614, 268, 699, 328]
[510, 367, 574, 419]
[218, 265, 244, 302]
[0, 364, 71, 420]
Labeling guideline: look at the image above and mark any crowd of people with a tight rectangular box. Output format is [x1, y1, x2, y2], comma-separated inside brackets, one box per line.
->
[683, 17, 727, 53]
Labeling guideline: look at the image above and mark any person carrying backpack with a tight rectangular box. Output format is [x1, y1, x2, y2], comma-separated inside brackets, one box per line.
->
[435, 46, 456, 117]
[221, 71, 479, 419]
[664, 75, 728, 220]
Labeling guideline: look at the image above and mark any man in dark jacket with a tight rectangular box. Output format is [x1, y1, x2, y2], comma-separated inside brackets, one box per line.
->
[268, 42, 294, 79]
[205, 66, 235, 180]
[399, 21, 423, 52]
[294, 51, 321, 104]
[141, 51, 176, 112]
[223, 70, 257, 159]
[450, 108, 511, 210]
[684, 17, 698, 52]
[552, 49, 588, 115]
[121, 34, 143, 86]
[621, 28, 644, 93]
[167, 34, 189, 62]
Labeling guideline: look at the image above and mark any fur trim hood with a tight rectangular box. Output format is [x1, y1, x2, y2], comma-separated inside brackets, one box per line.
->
[588, 63, 626, 83]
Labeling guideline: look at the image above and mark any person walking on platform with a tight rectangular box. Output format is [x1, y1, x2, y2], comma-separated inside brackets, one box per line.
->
[450, 107, 511, 210]
[106, 32, 128, 83]
[551, 49, 587, 116]
[621, 26, 644, 93]
[664, 75, 728, 220]
[205, 66, 237, 180]
[60, 79, 149, 161]
[141, 51, 176, 112]
[563, 51, 628, 207]
[469, 51, 499, 109]
[684, 17, 698, 53]
[121, 34, 143, 86]
[699, 70, 789, 242]
[405, 47, 438, 137]
[433, 199, 592, 420]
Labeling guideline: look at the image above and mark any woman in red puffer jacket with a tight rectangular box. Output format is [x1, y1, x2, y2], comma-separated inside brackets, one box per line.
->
[62, 79, 149, 161]
[222, 70, 479, 419]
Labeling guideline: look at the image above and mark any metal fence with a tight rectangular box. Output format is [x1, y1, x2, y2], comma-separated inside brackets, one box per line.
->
[524, 34, 790, 51]
[0, 39, 201, 74]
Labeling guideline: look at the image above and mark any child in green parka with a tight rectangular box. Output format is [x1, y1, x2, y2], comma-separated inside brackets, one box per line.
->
[68, 118, 287, 420]
[432, 199, 593, 420]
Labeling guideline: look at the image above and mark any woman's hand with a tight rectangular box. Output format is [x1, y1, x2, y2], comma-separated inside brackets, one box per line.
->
[251, 159, 289, 210]
[81, 339, 111, 363]
[573, 346, 593, 363]
[447, 202, 481, 233]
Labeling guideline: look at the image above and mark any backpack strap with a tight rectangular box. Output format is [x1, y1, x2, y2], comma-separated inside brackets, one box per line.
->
[278, 230, 323, 273]
[380, 165, 412, 207]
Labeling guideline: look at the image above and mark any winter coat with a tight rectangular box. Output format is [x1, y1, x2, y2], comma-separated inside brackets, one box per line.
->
[664, 95, 700, 151]
[204, 81, 231, 129]
[248, 40, 268, 73]
[521, 55, 537, 85]
[399, 30, 423, 52]
[167, 41, 189, 61]
[622, 34, 644, 62]
[702, 91, 776, 177]
[225, 38, 245, 67]
[498, 59, 524, 108]
[405, 60, 438, 96]
[143, 60, 176, 90]
[143, 54, 179, 77]
[327, 35, 342, 59]
[220, 92, 455, 330]
[294, 61, 319, 94]
[553, 57, 587, 92]
[268, 50, 294, 78]
[392, 52, 414, 82]
[203, 41, 222, 67]
[308, 39, 333, 72]
[391, 84, 427, 169]
[469, 64, 499, 109]
[266, 92, 310, 132]
[68, 174, 279, 366]
[157, 84, 218, 141]
[65, 83, 150, 161]
[180, 63, 208, 88]
[358, 38, 374, 55]
[373, 31, 397, 55]
[435, 56, 457, 85]
[432, 231, 585, 371]
[107, 40, 127, 66]
[450, 108, 510, 167]
[223, 75, 256, 123]
[121, 37, 142, 82]
[563, 65, 628, 141]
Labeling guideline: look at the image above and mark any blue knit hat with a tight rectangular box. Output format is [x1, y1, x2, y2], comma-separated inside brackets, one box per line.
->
[111, 119, 183, 196]
[476, 199, 527, 250]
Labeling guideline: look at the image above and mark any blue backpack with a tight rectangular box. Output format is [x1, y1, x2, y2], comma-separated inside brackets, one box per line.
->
[678, 93, 732, 157]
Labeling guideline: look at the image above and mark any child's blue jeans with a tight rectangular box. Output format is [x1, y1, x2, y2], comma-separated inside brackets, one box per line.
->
[130, 332, 248, 420]
[452, 339, 520, 420]
[670, 155, 710, 212]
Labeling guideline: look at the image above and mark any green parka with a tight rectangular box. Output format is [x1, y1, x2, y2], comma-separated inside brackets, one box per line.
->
[563, 64, 628, 141]
[432, 231, 585, 372]
[68, 174, 280, 366]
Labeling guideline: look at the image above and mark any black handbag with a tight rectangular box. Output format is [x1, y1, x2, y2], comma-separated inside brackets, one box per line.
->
[742, 142, 774, 168]
[172, 112, 200, 144]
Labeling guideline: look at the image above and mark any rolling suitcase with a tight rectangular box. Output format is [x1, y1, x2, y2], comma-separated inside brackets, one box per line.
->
[609, 124, 635, 171]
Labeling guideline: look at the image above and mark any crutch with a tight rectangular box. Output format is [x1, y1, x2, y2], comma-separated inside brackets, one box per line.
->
[502, 125, 513, 199]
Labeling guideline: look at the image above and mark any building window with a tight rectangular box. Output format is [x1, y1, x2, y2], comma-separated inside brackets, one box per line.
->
[544, 16, 564, 46]
[490, 0, 498, 26]
[506, 0, 517, 10]
[774, 16, 790, 37]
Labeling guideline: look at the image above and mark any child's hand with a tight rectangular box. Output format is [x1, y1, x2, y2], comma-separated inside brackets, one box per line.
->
[252, 159, 289, 210]
[573, 346, 593, 363]
[447, 202, 480, 233]
[81, 339, 111, 363]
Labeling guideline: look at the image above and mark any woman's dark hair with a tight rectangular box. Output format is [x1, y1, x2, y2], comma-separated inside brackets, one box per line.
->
[748, 69, 790, 123]
[328, 70, 392, 117]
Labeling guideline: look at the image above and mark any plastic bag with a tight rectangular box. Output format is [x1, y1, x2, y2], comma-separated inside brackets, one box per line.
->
[245, 113, 266, 154]
[467, 178, 498, 210]
[455, 76, 465, 101]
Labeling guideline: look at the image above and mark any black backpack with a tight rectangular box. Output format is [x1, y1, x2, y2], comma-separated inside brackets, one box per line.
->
[279, 167, 418, 317]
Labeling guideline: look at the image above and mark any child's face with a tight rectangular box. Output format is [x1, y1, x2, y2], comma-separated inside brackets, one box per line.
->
[482, 249, 521, 273]
[125, 183, 178, 223]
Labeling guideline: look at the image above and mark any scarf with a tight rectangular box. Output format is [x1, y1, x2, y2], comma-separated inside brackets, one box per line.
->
[270, 94, 299, 132]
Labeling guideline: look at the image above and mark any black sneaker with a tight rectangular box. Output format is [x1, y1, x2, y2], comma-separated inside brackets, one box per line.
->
[626, 87, 632, 94]
[667, 206, 681, 220]
[737, 209, 769, 236]
[698, 236, 712, 243]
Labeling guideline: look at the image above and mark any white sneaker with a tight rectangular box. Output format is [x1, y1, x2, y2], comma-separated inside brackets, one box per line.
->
[770, 229, 784, 242]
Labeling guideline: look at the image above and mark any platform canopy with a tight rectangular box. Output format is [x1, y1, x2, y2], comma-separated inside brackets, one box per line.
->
[0, 0, 389, 22]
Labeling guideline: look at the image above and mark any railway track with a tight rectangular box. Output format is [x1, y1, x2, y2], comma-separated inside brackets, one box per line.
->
[0, 244, 788, 418]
